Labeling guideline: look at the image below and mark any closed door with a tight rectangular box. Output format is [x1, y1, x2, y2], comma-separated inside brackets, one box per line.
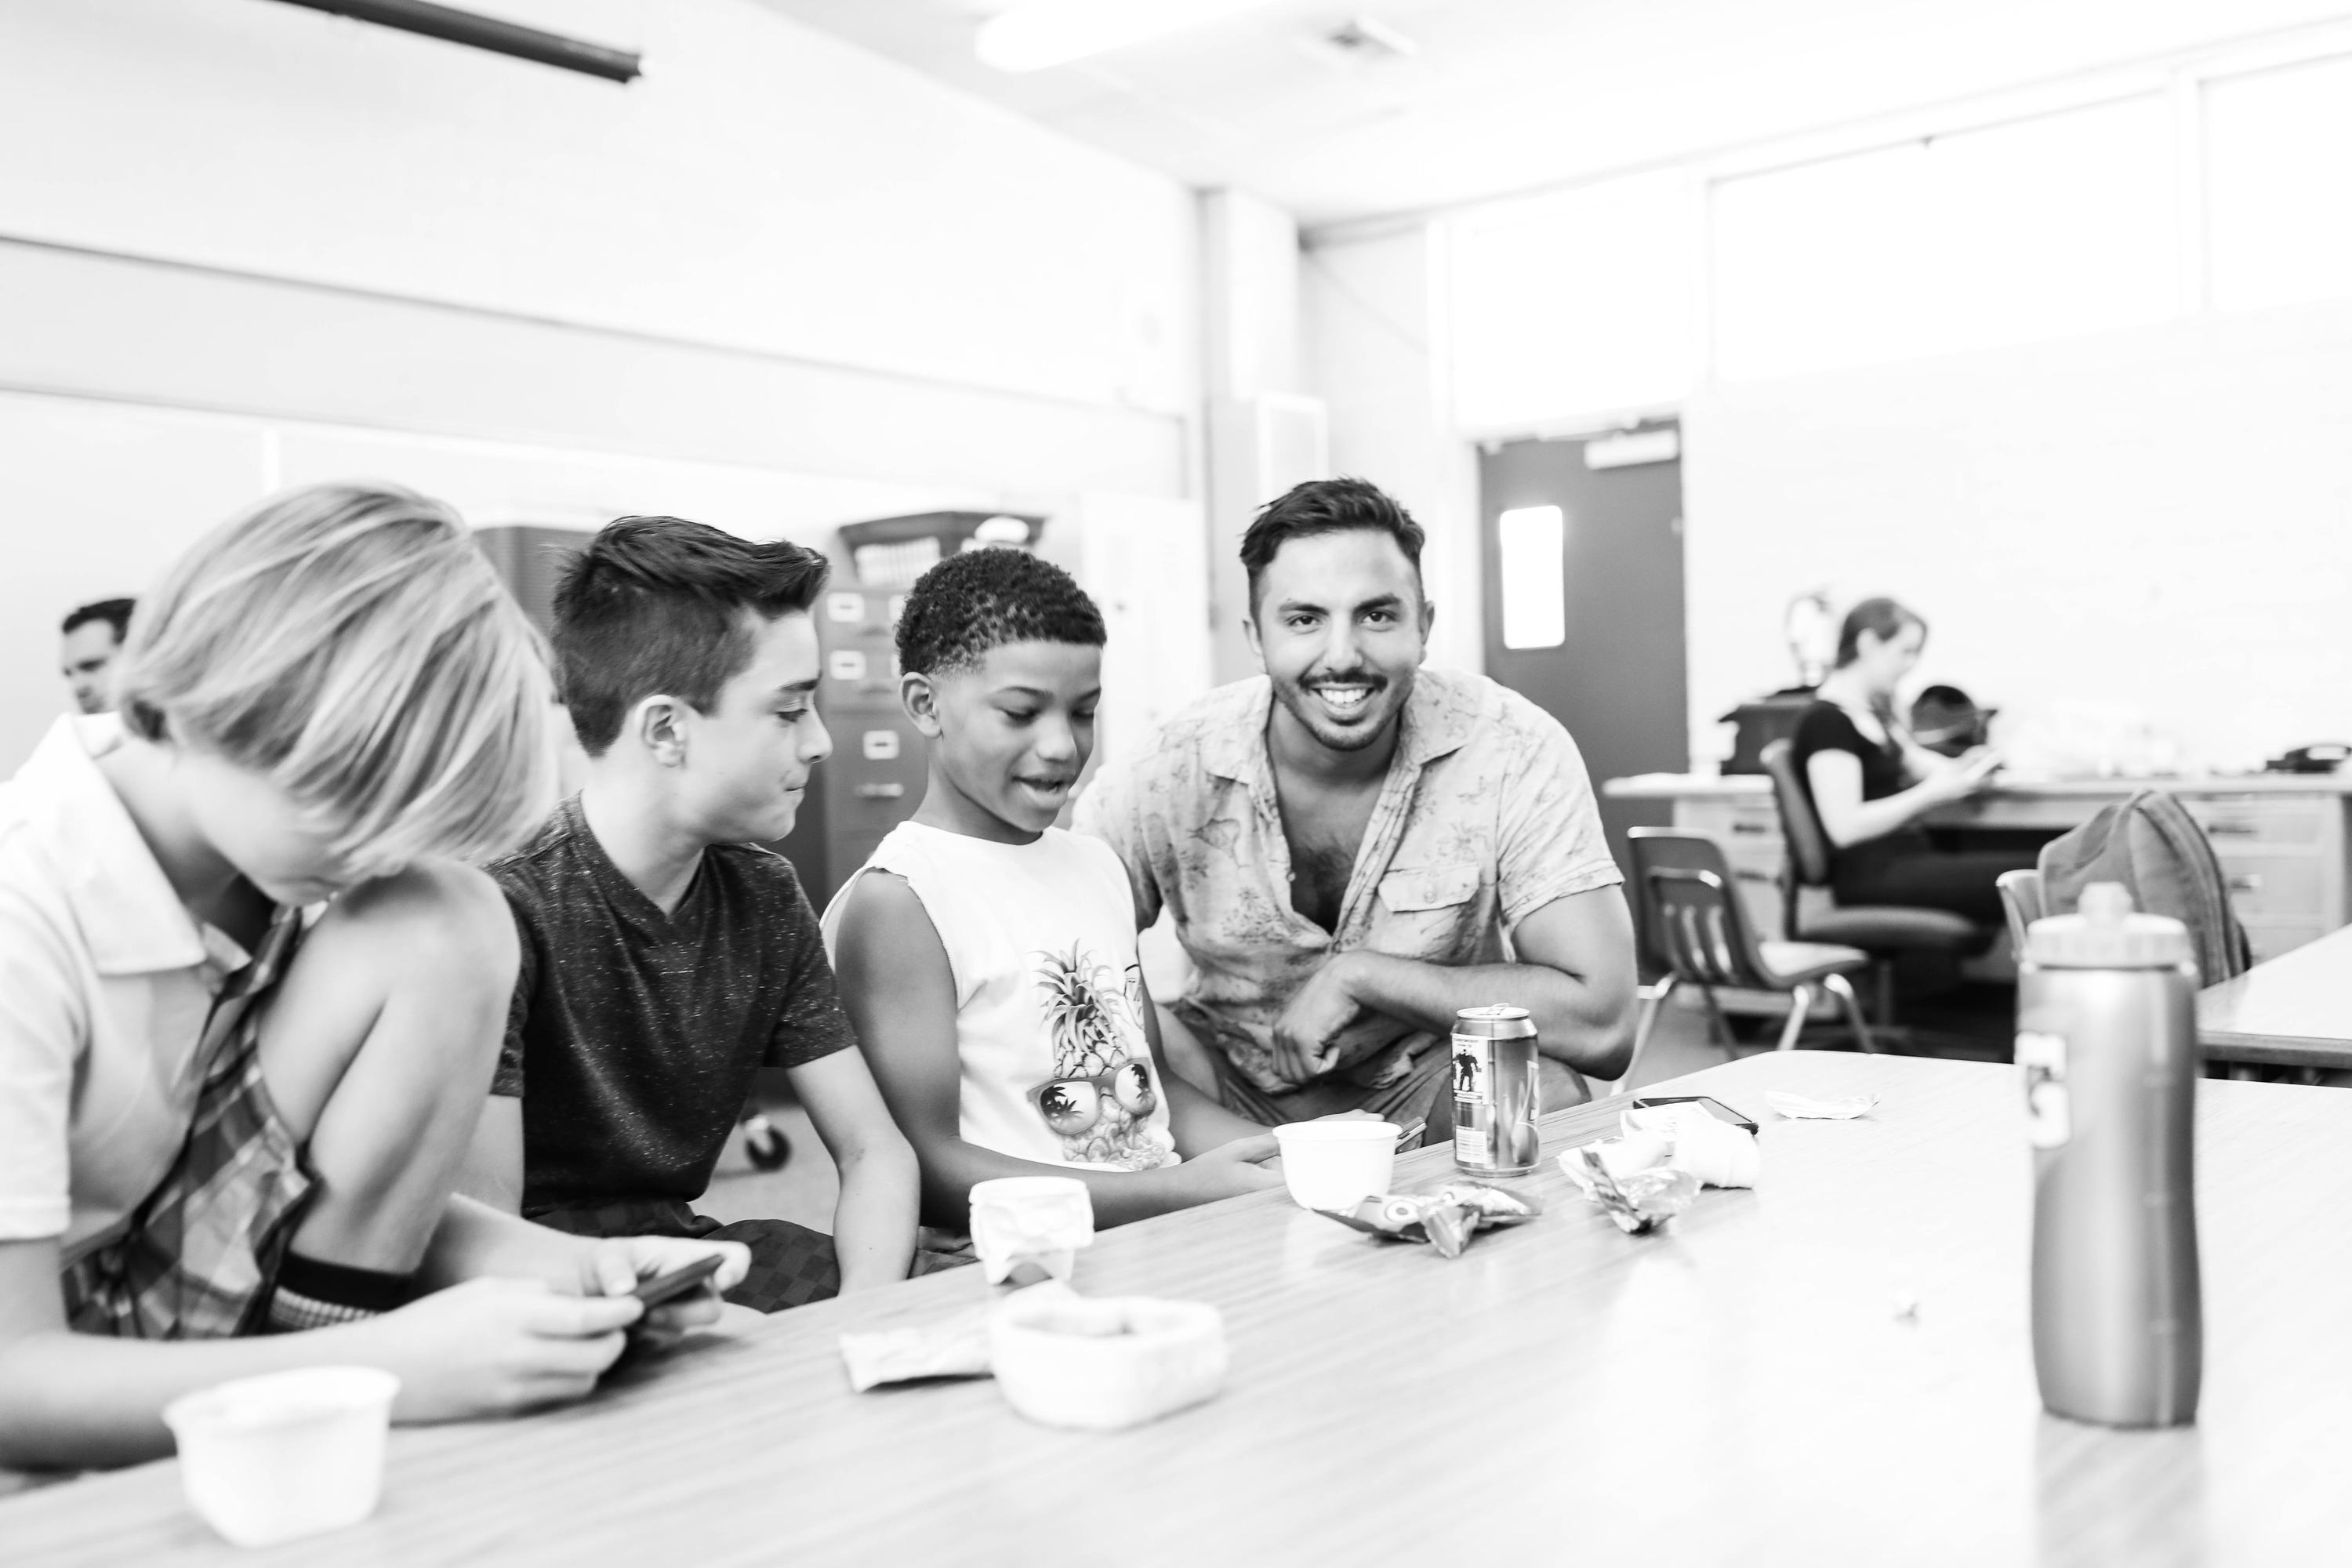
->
[1479, 425, 1688, 877]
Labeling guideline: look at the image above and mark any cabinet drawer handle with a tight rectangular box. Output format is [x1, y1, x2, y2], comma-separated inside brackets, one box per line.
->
[854, 782, 906, 800]
[1730, 822, 1773, 834]
[2205, 822, 2260, 837]
[2227, 873, 2264, 892]
[1734, 869, 1776, 884]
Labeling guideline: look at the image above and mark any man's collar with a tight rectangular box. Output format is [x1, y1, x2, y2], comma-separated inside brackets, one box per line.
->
[1203, 669, 1475, 784]
[1202, 679, 1274, 783]
[14, 715, 216, 975]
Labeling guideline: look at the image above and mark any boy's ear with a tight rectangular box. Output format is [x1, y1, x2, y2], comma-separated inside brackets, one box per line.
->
[1241, 612, 1266, 676]
[631, 695, 690, 767]
[900, 671, 942, 737]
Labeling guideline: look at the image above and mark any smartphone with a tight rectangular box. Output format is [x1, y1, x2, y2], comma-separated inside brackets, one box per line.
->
[1630, 1094, 1759, 1134]
[631, 1254, 724, 1311]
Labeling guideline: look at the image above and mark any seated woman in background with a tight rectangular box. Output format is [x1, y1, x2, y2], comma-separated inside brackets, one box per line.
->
[1792, 597, 2041, 927]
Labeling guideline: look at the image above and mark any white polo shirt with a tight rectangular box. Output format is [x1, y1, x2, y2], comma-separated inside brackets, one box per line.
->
[0, 715, 256, 1258]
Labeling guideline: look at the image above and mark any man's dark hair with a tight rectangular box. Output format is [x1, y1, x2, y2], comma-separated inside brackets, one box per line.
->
[1238, 477, 1425, 612]
[895, 547, 1104, 677]
[60, 597, 136, 641]
[552, 517, 829, 756]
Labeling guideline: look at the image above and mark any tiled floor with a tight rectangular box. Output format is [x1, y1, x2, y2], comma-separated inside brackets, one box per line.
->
[699, 982, 2017, 1229]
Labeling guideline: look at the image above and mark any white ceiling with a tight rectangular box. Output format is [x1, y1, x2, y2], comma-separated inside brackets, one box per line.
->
[751, 0, 2352, 230]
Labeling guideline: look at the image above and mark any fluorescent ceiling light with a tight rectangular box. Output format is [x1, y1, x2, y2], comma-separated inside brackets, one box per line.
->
[976, 0, 1280, 74]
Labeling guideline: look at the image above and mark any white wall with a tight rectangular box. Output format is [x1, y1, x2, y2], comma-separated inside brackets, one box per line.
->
[0, 0, 1203, 764]
[1298, 227, 1482, 674]
[1682, 300, 2352, 771]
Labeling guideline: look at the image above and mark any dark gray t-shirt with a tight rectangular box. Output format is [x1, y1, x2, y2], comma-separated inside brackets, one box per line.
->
[489, 797, 853, 1217]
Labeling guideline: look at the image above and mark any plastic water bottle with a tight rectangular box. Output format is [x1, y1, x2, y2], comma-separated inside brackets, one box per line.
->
[2016, 882, 2201, 1427]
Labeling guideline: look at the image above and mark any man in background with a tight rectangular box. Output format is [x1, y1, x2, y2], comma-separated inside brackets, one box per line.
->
[59, 598, 135, 715]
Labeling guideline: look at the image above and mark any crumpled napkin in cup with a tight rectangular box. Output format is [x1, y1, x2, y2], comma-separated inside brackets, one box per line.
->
[1621, 1102, 1761, 1189]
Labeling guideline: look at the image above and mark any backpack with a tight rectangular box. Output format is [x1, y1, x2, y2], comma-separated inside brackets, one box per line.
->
[2035, 789, 2251, 985]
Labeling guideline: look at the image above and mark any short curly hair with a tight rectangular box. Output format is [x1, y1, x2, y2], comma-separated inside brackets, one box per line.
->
[895, 547, 1105, 677]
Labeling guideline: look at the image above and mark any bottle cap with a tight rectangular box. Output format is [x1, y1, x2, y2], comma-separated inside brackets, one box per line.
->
[2023, 883, 2194, 970]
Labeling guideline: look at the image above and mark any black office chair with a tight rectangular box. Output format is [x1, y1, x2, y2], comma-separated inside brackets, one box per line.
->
[1620, 829, 1875, 1090]
[1758, 739, 1991, 1024]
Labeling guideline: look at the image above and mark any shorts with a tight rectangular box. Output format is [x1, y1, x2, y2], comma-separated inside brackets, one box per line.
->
[530, 1200, 971, 1311]
[60, 1010, 314, 1340]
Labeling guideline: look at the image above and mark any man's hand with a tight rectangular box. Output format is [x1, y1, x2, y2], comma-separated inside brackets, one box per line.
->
[1269, 953, 1366, 1084]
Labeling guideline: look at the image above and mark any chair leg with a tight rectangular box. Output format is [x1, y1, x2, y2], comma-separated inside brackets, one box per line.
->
[1822, 971, 1875, 1054]
[1614, 975, 1677, 1097]
[1872, 960, 1897, 1025]
[1775, 984, 1815, 1052]
[1694, 982, 1735, 1050]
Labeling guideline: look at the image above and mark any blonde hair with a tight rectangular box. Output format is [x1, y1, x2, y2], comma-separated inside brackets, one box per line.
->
[114, 483, 557, 877]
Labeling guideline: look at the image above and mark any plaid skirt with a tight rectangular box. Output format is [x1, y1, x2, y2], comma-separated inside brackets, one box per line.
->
[60, 1007, 314, 1340]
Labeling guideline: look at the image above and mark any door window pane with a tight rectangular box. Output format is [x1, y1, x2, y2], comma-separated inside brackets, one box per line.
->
[1712, 95, 2176, 380]
[2206, 53, 2352, 312]
[1497, 505, 1566, 649]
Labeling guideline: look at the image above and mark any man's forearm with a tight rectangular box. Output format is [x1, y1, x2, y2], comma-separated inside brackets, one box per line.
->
[1339, 952, 1633, 1075]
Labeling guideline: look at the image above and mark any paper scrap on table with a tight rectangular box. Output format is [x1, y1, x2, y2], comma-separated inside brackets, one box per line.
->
[1766, 1091, 1879, 1120]
[840, 1304, 995, 1392]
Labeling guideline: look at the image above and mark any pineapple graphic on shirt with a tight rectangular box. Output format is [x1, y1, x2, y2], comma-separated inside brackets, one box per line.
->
[1029, 942, 1174, 1170]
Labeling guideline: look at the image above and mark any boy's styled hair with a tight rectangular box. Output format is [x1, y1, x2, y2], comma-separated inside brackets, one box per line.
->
[1238, 477, 1426, 611]
[552, 516, 829, 756]
[114, 483, 557, 877]
[895, 547, 1105, 677]
[61, 597, 136, 641]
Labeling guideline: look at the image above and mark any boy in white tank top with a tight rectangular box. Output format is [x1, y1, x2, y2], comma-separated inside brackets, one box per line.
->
[823, 550, 1287, 1228]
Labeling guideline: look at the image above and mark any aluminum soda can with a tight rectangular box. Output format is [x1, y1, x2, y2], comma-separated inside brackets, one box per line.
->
[1450, 1004, 1541, 1175]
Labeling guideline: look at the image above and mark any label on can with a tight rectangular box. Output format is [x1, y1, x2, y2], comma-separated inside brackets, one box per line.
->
[2017, 1030, 2071, 1149]
[1450, 1042, 1491, 1165]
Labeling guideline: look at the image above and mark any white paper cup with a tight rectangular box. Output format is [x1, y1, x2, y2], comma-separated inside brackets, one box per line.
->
[989, 1287, 1226, 1431]
[1272, 1120, 1399, 1212]
[162, 1367, 399, 1548]
[969, 1176, 1094, 1285]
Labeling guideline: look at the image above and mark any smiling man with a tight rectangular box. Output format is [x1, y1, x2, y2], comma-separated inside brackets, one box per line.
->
[1075, 477, 1636, 1131]
[461, 517, 919, 1312]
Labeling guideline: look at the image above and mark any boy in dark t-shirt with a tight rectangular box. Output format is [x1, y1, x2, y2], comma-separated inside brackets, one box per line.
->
[462, 517, 920, 1310]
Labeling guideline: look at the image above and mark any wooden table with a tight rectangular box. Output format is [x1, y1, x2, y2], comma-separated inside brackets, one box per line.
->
[2198, 921, 2352, 1070]
[9, 1051, 2350, 1566]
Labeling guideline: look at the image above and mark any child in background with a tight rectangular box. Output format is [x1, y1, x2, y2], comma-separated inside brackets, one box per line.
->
[826, 548, 1281, 1229]
[463, 517, 920, 1308]
[0, 485, 745, 1472]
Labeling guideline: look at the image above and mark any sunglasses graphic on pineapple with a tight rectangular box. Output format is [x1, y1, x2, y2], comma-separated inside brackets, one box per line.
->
[1029, 943, 1174, 1169]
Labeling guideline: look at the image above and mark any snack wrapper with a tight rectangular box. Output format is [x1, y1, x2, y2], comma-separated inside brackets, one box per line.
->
[1560, 1145, 1700, 1234]
[1316, 1181, 1544, 1259]
[839, 1305, 996, 1392]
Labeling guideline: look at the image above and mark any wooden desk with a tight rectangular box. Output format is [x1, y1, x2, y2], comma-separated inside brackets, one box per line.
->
[8, 1052, 2350, 1565]
[2198, 921, 2352, 1070]
[1607, 771, 2352, 961]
